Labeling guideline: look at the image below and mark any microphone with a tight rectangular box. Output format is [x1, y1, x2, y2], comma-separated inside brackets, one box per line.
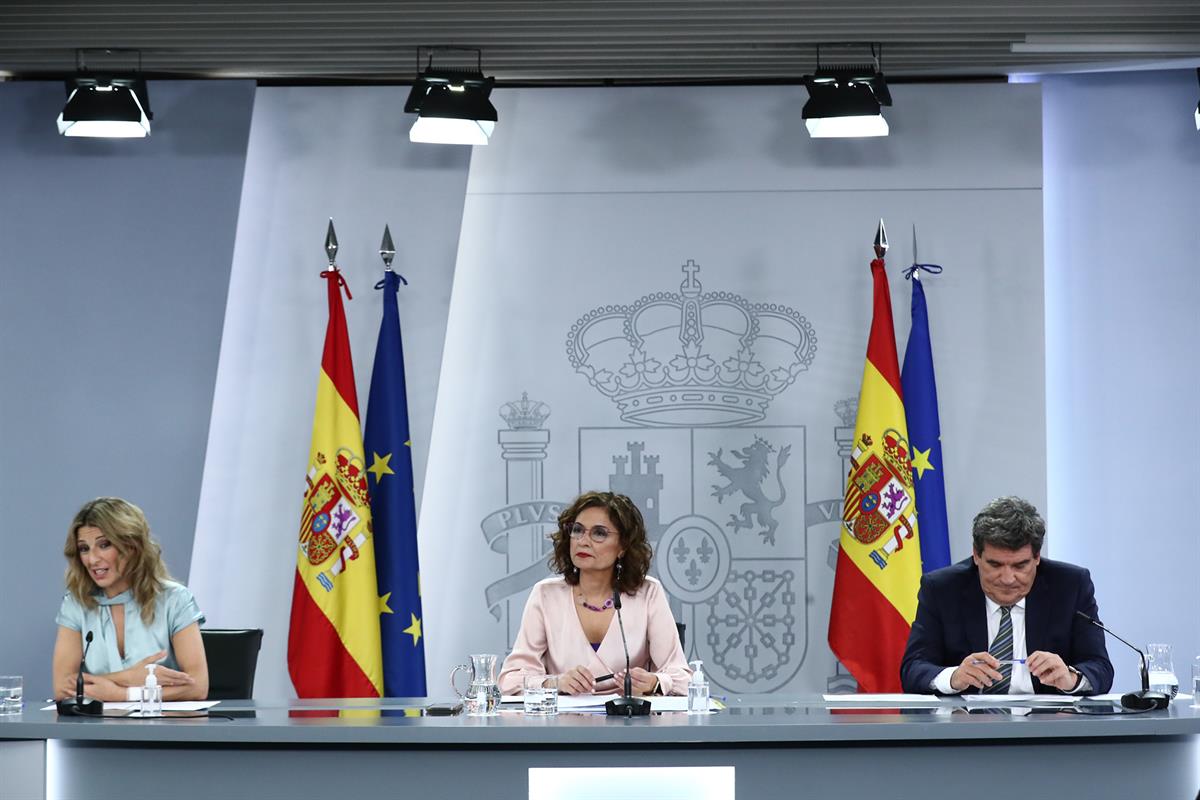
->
[604, 589, 651, 717]
[57, 631, 104, 716]
[1075, 611, 1169, 711]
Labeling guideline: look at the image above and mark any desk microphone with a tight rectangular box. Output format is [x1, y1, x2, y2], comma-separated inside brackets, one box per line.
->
[57, 631, 104, 716]
[605, 589, 651, 717]
[1074, 611, 1169, 711]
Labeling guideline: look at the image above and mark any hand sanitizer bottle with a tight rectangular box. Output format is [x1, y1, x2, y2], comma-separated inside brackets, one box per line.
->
[140, 664, 162, 716]
[687, 659, 709, 714]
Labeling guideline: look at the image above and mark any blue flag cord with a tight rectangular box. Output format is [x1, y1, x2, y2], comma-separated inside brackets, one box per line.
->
[903, 263, 943, 280]
[374, 271, 408, 290]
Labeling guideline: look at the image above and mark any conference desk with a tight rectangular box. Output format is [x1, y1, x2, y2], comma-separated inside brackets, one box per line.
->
[2, 695, 1198, 799]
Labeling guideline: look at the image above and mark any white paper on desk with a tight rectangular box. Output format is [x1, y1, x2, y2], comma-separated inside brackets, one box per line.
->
[822, 693, 942, 703]
[113, 701, 220, 711]
[501, 694, 620, 710]
[646, 696, 722, 712]
[965, 694, 1081, 704]
[40, 700, 220, 712]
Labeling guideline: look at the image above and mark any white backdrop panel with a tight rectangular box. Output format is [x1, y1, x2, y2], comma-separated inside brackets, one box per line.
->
[421, 83, 1044, 696]
[190, 86, 470, 700]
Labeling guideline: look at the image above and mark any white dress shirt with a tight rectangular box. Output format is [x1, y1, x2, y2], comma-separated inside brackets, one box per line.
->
[932, 596, 1092, 695]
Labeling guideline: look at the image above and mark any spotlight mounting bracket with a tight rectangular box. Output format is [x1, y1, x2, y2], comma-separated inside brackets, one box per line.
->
[803, 42, 892, 107]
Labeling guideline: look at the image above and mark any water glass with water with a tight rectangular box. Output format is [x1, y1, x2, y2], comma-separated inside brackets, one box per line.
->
[1146, 643, 1179, 699]
[1191, 655, 1200, 707]
[523, 674, 559, 716]
[0, 675, 22, 715]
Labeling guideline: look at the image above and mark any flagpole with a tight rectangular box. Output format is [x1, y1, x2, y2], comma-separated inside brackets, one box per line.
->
[829, 217, 922, 694]
[901, 224, 951, 572]
[288, 216, 383, 698]
[366, 223, 427, 696]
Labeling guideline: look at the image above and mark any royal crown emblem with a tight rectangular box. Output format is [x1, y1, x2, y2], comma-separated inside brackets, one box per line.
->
[566, 260, 817, 426]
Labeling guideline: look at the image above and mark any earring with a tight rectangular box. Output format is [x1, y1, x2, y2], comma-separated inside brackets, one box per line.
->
[615, 560, 623, 580]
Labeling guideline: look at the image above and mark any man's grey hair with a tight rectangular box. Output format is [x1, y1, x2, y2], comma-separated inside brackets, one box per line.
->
[971, 496, 1046, 556]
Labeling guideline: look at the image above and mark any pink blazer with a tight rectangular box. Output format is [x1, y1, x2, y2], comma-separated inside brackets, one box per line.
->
[498, 576, 691, 696]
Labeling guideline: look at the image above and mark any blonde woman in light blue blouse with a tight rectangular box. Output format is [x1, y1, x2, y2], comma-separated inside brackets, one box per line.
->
[51, 498, 209, 701]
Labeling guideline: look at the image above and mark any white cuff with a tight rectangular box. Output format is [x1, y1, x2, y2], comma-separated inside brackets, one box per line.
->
[932, 666, 961, 694]
[1068, 670, 1093, 695]
[126, 686, 141, 701]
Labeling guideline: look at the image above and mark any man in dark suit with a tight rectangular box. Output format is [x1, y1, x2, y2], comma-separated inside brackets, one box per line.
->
[900, 496, 1113, 695]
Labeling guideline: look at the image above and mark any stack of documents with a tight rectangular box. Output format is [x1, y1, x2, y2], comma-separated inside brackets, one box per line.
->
[822, 694, 946, 704]
[500, 694, 722, 712]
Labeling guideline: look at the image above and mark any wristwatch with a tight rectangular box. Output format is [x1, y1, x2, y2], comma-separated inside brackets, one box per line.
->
[1067, 666, 1082, 692]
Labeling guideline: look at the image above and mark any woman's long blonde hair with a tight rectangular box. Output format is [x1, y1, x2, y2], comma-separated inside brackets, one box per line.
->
[63, 497, 172, 624]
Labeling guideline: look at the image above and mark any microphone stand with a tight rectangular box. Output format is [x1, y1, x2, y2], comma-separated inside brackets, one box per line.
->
[1075, 611, 1169, 711]
[605, 590, 651, 717]
[57, 631, 104, 716]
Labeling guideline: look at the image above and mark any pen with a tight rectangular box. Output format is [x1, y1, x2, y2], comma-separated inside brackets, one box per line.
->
[594, 673, 615, 683]
[971, 658, 1026, 665]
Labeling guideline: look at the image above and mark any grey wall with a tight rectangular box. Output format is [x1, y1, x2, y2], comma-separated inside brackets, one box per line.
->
[0, 80, 254, 702]
[1043, 70, 1200, 693]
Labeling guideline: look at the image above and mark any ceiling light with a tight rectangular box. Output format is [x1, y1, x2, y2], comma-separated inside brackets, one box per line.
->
[404, 48, 497, 145]
[57, 77, 152, 138]
[56, 50, 152, 138]
[802, 44, 892, 138]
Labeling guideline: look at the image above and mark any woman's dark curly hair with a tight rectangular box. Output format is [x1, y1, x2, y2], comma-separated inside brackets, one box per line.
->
[549, 491, 653, 595]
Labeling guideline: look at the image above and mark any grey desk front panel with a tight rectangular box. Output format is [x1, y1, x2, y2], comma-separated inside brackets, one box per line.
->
[3, 697, 1198, 799]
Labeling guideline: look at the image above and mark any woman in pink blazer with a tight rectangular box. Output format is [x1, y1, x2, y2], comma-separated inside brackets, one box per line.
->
[498, 491, 691, 696]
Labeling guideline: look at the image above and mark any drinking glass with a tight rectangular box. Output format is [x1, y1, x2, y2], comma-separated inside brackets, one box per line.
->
[1146, 643, 1179, 699]
[0, 676, 22, 715]
[523, 674, 559, 716]
[1191, 656, 1200, 707]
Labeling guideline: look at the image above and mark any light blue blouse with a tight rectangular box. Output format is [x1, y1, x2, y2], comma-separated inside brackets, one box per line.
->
[55, 580, 205, 676]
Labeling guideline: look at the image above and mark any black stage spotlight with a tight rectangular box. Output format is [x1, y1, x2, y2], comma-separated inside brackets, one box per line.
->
[802, 44, 892, 138]
[57, 76, 153, 138]
[404, 48, 497, 145]
[57, 50, 152, 138]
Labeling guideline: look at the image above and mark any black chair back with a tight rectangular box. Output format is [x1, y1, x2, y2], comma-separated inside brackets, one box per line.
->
[201, 628, 264, 700]
[676, 622, 686, 650]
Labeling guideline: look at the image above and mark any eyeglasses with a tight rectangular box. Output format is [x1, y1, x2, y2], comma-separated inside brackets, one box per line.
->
[569, 523, 615, 543]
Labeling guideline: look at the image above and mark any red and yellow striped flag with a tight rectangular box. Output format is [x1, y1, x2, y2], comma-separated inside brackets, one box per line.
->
[288, 269, 383, 698]
[829, 251, 922, 693]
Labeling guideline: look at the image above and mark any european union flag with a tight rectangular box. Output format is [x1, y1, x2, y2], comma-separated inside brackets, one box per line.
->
[901, 272, 951, 572]
[365, 269, 427, 696]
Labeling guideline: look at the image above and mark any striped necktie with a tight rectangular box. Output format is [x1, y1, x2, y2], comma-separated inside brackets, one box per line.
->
[982, 605, 1014, 694]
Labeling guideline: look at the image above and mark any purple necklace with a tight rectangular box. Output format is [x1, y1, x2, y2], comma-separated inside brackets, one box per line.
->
[578, 594, 614, 612]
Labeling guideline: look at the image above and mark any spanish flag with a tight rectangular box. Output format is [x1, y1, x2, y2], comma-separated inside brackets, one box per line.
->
[288, 268, 383, 698]
[828, 231, 922, 693]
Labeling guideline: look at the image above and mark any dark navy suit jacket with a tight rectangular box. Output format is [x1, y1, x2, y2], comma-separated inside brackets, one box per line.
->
[900, 557, 1114, 694]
